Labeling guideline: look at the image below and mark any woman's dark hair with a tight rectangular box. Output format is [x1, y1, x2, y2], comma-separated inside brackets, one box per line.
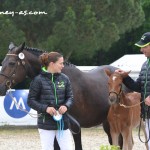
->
[39, 52, 63, 67]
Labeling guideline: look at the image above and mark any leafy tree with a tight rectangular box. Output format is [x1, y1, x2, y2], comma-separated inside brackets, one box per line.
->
[0, 16, 25, 62]
[42, 0, 144, 62]
[42, 5, 107, 61]
[140, 0, 150, 33]
[0, 0, 145, 65]
[2, 0, 56, 46]
[102, 0, 150, 66]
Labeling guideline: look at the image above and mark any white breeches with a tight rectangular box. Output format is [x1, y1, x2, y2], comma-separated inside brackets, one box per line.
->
[38, 129, 74, 150]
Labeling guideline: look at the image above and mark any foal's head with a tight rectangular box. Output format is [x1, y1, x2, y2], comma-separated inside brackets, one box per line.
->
[105, 69, 129, 105]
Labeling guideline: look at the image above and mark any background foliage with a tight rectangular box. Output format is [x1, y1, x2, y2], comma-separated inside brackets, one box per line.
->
[0, 0, 148, 65]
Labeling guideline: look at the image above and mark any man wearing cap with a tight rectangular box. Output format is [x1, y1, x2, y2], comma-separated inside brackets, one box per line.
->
[115, 32, 150, 149]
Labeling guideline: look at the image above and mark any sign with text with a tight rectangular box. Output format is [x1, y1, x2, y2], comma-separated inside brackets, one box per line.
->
[0, 90, 37, 126]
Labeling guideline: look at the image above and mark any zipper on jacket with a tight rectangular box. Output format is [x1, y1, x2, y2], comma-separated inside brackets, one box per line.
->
[43, 114, 45, 123]
[51, 74, 58, 105]
[51, 74, 60, 130]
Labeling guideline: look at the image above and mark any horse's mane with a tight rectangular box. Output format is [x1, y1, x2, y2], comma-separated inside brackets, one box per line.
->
[24, 46, 46, 56]
[64, 61, 76, 67]
[24, 46, 76, 68]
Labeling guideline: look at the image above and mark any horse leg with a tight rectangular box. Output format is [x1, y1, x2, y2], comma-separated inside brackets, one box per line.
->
[122, 128, 132, 150]
[73, 131, 83, 150]
[102, 120, 123, 148]
[131, 132, 134, 150]
[110, 131, 119, 146]
[128, 131, 133, 150]
[102, 120, 112, 144]
[54, 137, 60, 150]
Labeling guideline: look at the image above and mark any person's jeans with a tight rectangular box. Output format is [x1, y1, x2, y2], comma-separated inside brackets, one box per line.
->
[38, 128, 74, 150]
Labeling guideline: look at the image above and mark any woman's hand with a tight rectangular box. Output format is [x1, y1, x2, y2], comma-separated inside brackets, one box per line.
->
[145, 96, 150, 106]
[46, 107, 57, 116]
[58, 105, 67, 114]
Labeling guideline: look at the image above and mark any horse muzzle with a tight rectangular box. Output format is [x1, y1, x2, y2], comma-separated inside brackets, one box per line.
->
[108, 96, 118, 105]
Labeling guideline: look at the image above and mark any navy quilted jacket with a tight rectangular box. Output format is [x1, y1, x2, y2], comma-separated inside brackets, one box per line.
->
[27, 70, 74, 130]
[123, 59, 150, 119]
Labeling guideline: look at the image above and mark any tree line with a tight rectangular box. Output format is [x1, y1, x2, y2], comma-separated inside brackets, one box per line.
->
[0, 0, 149, 65]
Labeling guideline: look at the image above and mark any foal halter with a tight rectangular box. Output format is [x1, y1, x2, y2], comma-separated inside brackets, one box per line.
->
[109, 84, 122, 101]
[0, 53, 27, 88]
[109, 84, 143, 108]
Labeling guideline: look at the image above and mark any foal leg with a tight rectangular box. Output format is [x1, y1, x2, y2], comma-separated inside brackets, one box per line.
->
[122, 128, 133, 150]
[130, 132, 134, 150]
[102, 120, 112, 144]
[102, 120, 123, 148]
[128, 131, 133, 150]
[110, 131, 119, 146]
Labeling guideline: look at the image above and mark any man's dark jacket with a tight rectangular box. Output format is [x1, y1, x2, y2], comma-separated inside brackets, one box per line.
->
[27, 70, 74, 130]
[123, 59, 150, 119]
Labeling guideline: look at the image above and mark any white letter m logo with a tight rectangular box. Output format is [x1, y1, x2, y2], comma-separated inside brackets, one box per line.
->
[9, 97, 26, 110]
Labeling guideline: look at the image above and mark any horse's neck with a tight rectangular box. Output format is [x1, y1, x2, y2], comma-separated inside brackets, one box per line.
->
[62, 66, 82, 80]
[120, 92, 131, 105]
[24, 50, 42, 78]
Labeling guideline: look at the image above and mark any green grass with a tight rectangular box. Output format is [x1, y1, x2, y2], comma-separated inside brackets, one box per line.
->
[100, 145, 120, 150]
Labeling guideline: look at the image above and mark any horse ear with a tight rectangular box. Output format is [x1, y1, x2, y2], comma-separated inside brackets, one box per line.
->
[16, 42, 25, 54]
[9, 42, 15, 50]
[105, 69, 112, 77]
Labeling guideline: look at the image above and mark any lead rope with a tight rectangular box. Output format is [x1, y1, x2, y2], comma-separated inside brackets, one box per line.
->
[119, 100, 144, 108]
[138, 115, 150, 143]
[7, 87, 42, 118]
[138, 59, 150, 143]
[51, 74, 64, 138]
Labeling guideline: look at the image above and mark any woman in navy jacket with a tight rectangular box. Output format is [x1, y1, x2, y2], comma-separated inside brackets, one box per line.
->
[27, 52, 74, 150]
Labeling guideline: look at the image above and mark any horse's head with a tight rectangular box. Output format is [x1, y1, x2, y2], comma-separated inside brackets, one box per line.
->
[105, 69, 130, 105]
[0, 42, 29, 95]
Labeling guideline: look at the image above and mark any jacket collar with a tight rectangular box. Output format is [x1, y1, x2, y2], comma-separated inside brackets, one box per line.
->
[41, 67, 60, 79]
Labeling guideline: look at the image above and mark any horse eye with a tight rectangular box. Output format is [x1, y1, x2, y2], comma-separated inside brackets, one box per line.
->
[9, 62, 15, 66]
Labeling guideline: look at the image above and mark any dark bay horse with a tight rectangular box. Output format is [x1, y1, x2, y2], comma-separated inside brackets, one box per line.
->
[0, 42, 118, 150]
[105, 70, 148, 150]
